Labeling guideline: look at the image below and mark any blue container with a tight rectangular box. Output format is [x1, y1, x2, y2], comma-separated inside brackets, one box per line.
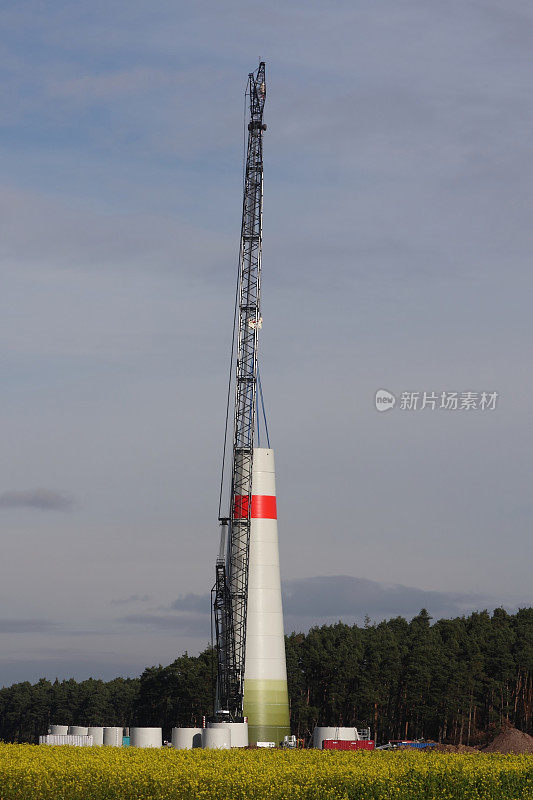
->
[122, 736, 130, 747]
[402, 741, 436, 749]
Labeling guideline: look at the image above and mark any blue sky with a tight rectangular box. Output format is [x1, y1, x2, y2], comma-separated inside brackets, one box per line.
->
[0, 0, 532, 685]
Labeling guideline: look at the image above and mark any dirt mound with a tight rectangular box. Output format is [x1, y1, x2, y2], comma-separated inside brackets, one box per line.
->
[482, 725, 533, 754]
[435, 743, 479, 753]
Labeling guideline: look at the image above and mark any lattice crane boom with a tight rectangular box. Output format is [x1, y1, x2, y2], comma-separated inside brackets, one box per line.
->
[213, 62, 266, 720]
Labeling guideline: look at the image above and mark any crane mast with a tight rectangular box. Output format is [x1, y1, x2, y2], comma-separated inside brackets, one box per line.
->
[214, 62, 266, 720]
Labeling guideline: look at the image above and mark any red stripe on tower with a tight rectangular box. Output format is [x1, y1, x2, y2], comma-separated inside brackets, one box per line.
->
[252, 494, 277, 519]
[233, 495, 277, 519]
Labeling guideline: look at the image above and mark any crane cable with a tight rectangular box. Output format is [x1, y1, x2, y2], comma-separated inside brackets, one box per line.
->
[257, 368, 270, 449]
[217, 81, 250, 521]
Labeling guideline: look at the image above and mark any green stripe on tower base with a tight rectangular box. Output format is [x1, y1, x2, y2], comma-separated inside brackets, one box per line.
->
[243, 678, 291, 746]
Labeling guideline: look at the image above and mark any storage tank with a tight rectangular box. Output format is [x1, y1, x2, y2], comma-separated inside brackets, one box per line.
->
[50, 725, 68, 735]
[103, 727, 123, 746]
[130, 727, 162, 748]
[208, 721, 248, 748]
[312, 727, 360, 749]
[88, 726, 104, 746]
[171, 727, 203, 749]
[40, 734, 93, 746]
[202, 727, 231, 749]
[68, 726, 88, 736]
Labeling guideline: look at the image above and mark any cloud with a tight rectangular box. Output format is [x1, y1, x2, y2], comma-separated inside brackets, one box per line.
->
[120, 613, 210, 638]
[0, 185, 230, 276]
[110, 594, 152, 605]
[171, 594, 211, 613]
[48, 67, 180, 101]
[0, 489, 75, 511]
[0, 656, 147, 687]
[282, 576, 491, 624]
[0, 619, 57, 633]
[0, 0, 530, 680]
[167, 576, 517, 634]
[0, 619, 113, 637]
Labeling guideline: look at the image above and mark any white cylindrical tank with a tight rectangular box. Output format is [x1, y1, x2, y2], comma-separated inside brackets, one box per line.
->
[40, 734, 93, 746]
[243, 448, 291, 746]
[130, 727, 162, 748]
[50, 725, 68, 735]
[88, 726, 104, 746]
[312, 726, 360, 749]
[202, 727, 231, 749]
[171, 727, 203, 749]
[208, 722, 248, 748]
[68, 726, 88, 736]
[103, 727, 123, 747]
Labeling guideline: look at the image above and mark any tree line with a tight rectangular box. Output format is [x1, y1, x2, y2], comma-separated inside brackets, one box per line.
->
[0, 608, 531, 744]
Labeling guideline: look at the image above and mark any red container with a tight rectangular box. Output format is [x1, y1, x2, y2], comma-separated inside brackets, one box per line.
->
[323, 739, 375, 751]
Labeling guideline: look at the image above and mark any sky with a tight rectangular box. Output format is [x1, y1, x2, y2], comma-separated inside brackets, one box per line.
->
[0, 0, 532, 687]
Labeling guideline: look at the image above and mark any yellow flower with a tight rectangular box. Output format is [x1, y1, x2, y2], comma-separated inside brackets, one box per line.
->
[0, 743, 531, 799]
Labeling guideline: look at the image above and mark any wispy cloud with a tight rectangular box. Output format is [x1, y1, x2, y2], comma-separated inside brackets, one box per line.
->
[0, 619, 116, 637]
[110, 594, 152, 605]
[171, 593, 210, 613]
[48, 68, 178, 100]
[120, 613, 210, 637]
[119, 593, 211, 637]
[0, 489, 75, 511]
[0, 619, 57, 633]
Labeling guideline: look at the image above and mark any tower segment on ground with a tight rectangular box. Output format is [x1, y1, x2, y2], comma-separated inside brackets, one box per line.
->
[213, 62, 266, 720]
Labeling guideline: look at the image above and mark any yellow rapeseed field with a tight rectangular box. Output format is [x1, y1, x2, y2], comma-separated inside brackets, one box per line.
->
[0, 743, 531, 800]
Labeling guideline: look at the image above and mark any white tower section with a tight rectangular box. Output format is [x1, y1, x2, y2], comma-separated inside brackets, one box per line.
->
[243, 447, 290, 745]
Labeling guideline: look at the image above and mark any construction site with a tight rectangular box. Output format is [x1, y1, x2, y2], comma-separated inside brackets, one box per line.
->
[1, 0, 532, 794]
[35, 63, 533, 758]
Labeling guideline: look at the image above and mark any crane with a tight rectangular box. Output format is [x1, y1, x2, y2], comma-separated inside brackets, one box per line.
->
[213, 62, 267, 721]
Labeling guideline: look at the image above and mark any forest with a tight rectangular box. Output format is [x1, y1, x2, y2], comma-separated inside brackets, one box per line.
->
[0, 607, 531, 745]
